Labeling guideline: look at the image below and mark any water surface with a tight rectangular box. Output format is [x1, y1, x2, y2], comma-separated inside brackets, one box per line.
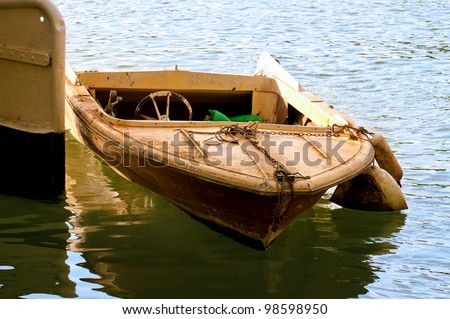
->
[0, 0, 449, 298]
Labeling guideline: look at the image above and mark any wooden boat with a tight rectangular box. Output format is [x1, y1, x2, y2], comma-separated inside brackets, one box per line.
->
[65, 52, 406, 249]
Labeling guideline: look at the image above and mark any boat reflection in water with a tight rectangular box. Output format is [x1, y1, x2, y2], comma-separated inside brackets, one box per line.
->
[65, 135, 143, 297]
[62, 134, 406, 298]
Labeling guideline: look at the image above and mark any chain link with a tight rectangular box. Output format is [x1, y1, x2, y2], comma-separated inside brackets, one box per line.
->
[256, 128, 334, 138]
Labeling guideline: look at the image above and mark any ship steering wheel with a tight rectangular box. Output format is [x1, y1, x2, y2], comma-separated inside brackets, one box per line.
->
[135, 91, 193, 121]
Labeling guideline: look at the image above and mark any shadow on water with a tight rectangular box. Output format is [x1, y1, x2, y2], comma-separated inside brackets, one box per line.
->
[0, 195, 74, 298]
[0, 135, 405, 298]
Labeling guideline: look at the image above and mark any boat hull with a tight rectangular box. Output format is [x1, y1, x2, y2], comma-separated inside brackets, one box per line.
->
[74, 117, 324, 248]
[64, 62, 378, 248]
[121, 156, 324, 249]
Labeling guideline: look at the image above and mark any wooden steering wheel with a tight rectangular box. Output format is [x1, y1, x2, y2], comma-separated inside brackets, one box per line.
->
[135, 91, 193, 121]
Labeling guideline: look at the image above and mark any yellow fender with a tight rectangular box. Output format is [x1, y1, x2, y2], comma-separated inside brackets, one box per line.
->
[371, 133, 403, 183]
[330, 166, 408, 211]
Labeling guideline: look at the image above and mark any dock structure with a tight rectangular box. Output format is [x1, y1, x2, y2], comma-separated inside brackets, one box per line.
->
[0, 0, 65, 198]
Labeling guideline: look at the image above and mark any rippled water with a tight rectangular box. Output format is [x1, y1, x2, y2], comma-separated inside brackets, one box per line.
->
[0, 0, 449, 298]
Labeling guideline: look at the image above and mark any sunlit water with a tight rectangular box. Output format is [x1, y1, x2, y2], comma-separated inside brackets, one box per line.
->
[0, 0, 449, 298]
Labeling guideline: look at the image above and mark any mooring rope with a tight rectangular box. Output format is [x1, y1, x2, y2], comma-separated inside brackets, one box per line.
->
[331, 123, 372, 141]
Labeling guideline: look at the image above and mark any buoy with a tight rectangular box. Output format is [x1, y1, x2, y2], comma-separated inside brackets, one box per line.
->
[371, 133, 403, 183]
[330, 166, 408, 211]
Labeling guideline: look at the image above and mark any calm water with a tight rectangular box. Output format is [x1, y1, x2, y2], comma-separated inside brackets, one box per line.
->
[1, 0, 449, 298]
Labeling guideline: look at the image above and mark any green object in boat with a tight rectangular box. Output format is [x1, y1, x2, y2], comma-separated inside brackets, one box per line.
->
[207, 110, 262, 122]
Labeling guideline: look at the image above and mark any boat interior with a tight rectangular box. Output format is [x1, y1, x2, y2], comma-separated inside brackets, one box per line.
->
[76, 70, 310, 126]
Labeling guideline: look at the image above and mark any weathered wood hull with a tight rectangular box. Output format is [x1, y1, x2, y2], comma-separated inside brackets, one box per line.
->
[104, 141, 325, 249]
[65, 60, 377, 248]
[67, 103, 324, 248]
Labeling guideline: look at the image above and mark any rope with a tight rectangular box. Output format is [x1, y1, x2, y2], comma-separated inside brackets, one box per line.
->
[215, 123, 258, 143]
[331, 123, 372, 140]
